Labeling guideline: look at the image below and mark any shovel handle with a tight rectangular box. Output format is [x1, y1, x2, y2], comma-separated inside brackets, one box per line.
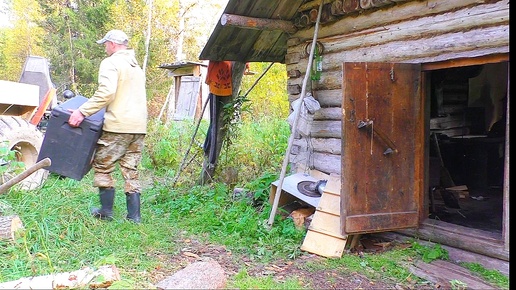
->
[0, 158, 51, 194]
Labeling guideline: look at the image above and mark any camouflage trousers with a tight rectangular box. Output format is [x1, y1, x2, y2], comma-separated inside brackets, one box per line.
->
[92, 131, 145, 194]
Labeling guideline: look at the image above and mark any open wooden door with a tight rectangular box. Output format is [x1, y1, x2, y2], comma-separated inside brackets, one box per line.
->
[341, 62, 423, 235]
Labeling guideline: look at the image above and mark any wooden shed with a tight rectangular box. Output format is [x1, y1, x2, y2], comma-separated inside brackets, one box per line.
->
[159, 61, 209, 121]
[199, 0, 509, 273]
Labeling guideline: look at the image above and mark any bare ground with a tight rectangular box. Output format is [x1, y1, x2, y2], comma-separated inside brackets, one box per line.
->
[145, 236, 434, 289]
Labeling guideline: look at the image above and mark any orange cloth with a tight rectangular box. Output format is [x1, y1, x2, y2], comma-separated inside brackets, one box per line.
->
[206, 61, 232, 96]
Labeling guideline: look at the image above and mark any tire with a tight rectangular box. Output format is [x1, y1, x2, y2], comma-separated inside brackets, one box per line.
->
[0, 116, 49, 190]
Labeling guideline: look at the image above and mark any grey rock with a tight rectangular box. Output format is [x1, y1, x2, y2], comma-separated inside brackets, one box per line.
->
[156, 259, 226, 289]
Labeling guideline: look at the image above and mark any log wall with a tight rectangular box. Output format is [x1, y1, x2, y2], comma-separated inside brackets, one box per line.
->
[286, 0, 509, 175]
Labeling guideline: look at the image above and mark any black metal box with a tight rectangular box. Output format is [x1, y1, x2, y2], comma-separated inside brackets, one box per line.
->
[38, 96, 104, 180]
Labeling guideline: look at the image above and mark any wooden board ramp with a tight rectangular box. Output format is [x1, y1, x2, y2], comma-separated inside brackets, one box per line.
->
[300, 172, 349, 258]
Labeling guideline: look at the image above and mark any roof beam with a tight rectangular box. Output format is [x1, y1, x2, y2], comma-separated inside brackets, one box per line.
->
[220, 13, 297, 34]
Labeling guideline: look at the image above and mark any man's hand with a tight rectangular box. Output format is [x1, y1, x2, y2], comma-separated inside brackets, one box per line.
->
[68, 109, 85, 127]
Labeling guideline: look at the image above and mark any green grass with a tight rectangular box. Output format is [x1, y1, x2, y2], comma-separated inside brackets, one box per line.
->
[0, 118, 509, 289]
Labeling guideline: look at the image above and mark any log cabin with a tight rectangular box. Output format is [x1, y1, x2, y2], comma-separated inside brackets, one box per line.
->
[199, 0, 509, 274]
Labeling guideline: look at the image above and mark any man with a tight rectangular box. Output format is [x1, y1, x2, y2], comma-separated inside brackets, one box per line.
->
[68, 29, 147, 223]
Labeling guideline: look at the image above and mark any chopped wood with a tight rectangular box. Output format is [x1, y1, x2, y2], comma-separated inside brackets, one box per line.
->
[0, 265, 120, 289]
[289, 207, 316, 229]
[0, 215, 23, 241]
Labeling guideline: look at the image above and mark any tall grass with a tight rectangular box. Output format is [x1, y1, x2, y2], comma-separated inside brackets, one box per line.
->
[0, 117, 509, 289]
[0, 117, 302, 288]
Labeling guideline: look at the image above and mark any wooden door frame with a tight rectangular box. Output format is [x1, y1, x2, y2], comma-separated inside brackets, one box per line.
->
[400, 53, 509, 261]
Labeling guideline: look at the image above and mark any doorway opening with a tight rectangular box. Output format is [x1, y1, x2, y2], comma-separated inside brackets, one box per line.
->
[426, 61, 508, 238]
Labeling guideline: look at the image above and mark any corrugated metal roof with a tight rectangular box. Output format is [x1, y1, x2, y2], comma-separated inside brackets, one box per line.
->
[199, 0, 306, 63]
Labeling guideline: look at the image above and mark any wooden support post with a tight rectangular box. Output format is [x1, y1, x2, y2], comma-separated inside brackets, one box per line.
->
[268, 0, 324, 227]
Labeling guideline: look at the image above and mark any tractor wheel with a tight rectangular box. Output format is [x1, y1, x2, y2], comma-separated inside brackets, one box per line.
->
[0, 116, 49, 190]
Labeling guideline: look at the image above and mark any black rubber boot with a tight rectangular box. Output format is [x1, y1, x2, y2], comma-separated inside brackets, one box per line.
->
[91, 187, 115, 220]
[126, 192, 141, 223]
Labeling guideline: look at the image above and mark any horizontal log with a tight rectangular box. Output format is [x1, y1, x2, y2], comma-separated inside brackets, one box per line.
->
[287, 84, 301, 95]
[294, 0, 507, 41]
[290, 151, 341, 175]
[314, 107, 342, 120]
[286, 5, 508, 73]
[286, 24, 508, 88]
[287, 69, 302, 78]
[313, 152, 341, 174]
[293, 137, 342, 154]
[310, 120, 342, 138]
[371, 0, 392, 8]
[290, 89, 343, 107]
[220, 13, 297, 34]
[399, 219, 509, 261]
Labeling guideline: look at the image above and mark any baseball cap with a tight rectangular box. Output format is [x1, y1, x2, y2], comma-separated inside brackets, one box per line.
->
[96, 30, 129, 45]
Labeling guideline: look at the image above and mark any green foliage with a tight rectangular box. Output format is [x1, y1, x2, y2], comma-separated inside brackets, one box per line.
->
[240, 62, 289, 121]
[216, 116, 290, 184]
[229, 269, 303, 289]
[411, 241, 449, 262]
[0, 141, 25, 184]
[299, 242, 431, 288]
[243, 171, 279, 205]
[143, 119, 208, 185]
[461, 262, 509, 289]
[450, 279, 468, 290]
[36, 0, 114, 96]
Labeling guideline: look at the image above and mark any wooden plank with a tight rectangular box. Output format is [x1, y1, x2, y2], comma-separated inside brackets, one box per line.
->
[300, 229, 346, 258]
[309, 210, 345, 239]
[409, 260, 496, 289]
[316, 191, 340, 215]
[269, 173, 321, 208]
[173, 76, 201, 120]
[323, 174, 340, 194]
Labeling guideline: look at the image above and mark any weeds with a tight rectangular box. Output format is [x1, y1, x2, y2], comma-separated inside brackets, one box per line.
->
[0, 119, 509, 289]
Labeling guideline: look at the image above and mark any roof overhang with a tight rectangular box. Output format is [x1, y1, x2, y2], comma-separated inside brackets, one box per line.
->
[199, 0, 306, 63]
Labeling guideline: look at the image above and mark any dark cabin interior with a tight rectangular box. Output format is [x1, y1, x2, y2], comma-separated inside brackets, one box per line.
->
[427, 62, 508, 238]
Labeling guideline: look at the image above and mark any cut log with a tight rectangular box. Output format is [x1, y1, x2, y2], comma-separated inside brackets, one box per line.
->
[342, 0, 361, 13]
[0, 215, 23, 240]
[220, 13, 297, 34]
[0, 265, 120, 289]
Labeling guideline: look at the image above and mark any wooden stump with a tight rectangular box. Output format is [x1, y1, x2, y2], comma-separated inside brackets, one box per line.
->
[0, 215, 23, 240]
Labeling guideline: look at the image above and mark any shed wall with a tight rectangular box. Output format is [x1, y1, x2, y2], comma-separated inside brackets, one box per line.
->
[285, 0, 509, 175]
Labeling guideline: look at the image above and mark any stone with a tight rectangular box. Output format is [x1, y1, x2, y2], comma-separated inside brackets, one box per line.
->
[156, 259, 226, 289]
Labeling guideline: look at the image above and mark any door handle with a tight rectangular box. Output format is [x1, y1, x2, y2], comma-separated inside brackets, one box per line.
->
[357, 119, 398, 155]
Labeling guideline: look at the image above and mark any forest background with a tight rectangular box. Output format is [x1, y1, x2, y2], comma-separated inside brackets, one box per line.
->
[0, 0, 289, 122]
